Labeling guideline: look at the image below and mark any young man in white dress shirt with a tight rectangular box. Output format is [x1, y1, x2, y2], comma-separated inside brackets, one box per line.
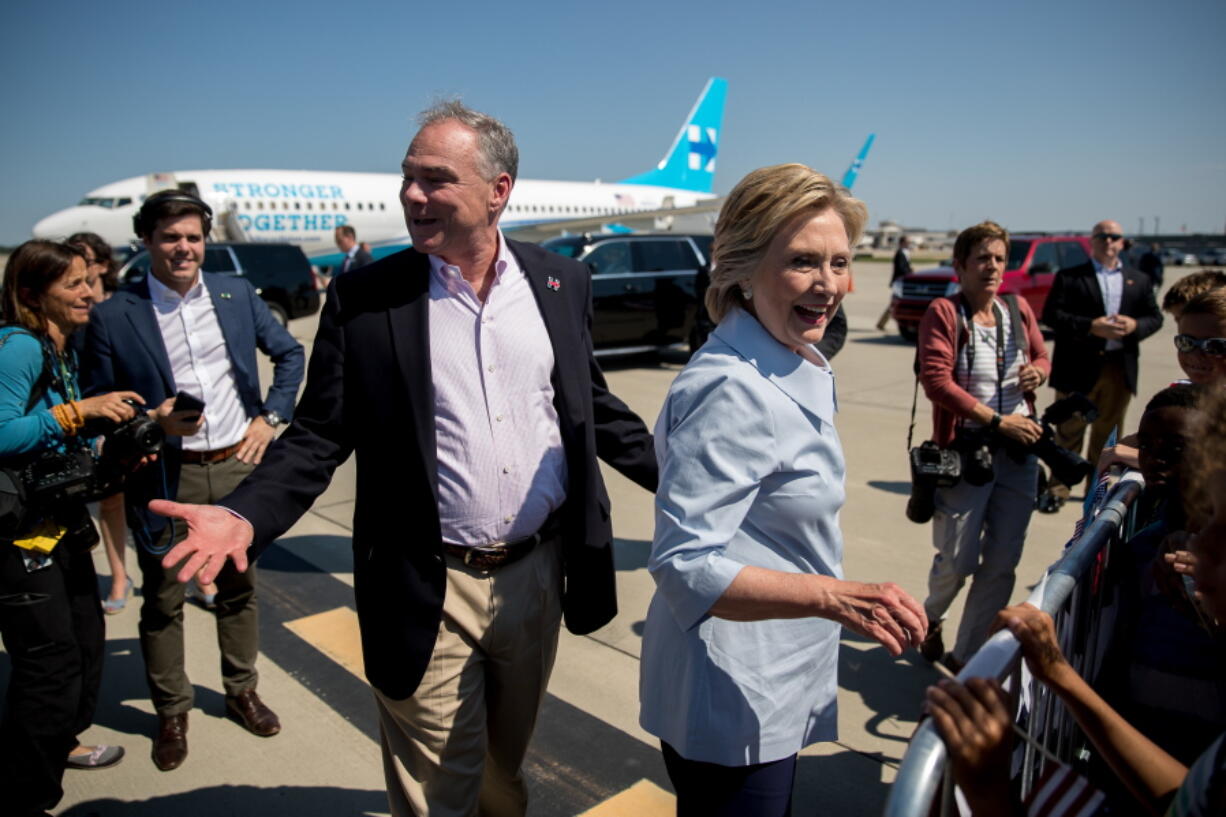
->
[82, 191, 304, 771]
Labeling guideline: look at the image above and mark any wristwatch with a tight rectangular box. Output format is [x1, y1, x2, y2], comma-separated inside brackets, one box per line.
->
[261, 410, 285, 428]
[988, 411, 1003, 432]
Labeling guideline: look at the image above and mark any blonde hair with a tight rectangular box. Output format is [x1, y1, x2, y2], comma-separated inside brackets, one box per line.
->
[1180, 289, 1226, 325]
[706, 164, 867, 323]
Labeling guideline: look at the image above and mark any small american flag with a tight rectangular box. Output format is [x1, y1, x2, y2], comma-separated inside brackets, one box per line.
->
[1024, 762, 1106, 817]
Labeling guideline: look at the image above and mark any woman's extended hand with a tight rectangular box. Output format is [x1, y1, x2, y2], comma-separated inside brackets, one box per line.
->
[830, 580, 928, 656]
[993, 604, 1074, 689]
[75, 391, 144, 424]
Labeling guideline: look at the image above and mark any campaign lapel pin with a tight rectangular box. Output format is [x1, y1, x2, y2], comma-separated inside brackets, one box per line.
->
[220, 292, 232, 299]
[546, 276, 561, 291]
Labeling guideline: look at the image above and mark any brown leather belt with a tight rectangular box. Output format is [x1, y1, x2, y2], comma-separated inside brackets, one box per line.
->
[180, 443, 242, 465]
[444, 517, 561, 571]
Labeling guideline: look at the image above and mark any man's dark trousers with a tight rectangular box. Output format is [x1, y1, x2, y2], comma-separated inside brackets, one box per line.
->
[137, 456, 257, 714]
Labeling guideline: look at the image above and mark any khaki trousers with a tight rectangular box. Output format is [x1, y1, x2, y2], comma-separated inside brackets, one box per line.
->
[137, 456, 258, 715]
[1049, 355, 1132, 499]
[375, 539, 563, 817]
[925, 453, 1039, 662]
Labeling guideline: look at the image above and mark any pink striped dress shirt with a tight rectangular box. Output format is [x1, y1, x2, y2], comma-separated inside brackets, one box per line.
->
[428, 234, 567, 547]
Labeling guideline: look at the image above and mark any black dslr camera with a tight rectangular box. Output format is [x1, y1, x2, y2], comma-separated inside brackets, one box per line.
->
[906, 441, 962, 524]
[999, 393, 1098, 488]
[86, 398, 166, 489]
[18, 399, 164, 509]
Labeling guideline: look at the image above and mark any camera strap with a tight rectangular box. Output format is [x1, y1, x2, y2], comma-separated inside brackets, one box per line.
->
[960, 297, 1007, 417]
[907, 301, 968, 450]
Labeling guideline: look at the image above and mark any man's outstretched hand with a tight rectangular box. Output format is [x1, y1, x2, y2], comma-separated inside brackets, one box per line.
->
[149, 499, 255, 584]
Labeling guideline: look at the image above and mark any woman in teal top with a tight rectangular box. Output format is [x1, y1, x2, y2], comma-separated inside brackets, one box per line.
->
[638, 165, 928, 816]
[0, 240, 144, 816]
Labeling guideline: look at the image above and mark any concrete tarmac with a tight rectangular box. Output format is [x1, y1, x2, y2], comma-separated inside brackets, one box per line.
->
[7, 259, 1189, 816]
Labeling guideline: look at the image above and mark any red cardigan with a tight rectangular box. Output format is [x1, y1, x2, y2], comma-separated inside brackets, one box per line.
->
[918, 295, 1051, 447]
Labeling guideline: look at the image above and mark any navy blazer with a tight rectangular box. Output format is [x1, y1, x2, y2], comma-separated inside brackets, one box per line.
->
[219, 240, 658, 700]
[80, 272, 305, 547]
[1041, 261, 1162, 395]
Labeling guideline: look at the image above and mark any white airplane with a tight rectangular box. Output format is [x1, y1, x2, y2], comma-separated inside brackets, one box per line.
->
[33, 78, 728, 267]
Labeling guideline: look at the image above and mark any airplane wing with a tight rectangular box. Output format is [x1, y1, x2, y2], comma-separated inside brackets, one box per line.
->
[501, 199, 723, 243]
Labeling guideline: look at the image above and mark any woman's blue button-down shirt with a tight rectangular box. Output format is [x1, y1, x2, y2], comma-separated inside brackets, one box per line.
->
[639, 306, 846, 766]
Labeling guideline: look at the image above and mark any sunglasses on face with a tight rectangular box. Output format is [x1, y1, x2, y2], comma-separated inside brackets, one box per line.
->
[1093, 233, 1124, 242]
[1174, 334, 1226, 356]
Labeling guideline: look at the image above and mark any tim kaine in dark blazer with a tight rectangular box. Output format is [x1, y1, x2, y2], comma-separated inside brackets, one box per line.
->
[221, 241, 658, 696]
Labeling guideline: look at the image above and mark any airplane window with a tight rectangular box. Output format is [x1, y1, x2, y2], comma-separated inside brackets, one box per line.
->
[294, 202, 301, 210]
[284, 201, 290, 210]
[244, 202, 251, 210]
[305, 202, 311, 210]
[117, 198, 131, 206]
[345, 203, 350, 210]
[379, 203, 386, 211]
[357, 203, 364, 211]
[333, 202, 339, 210]
[257, 201, 264, 210]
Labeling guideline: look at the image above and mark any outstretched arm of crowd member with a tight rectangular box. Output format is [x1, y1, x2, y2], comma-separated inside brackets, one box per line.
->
[925, 676, 1024, 817]
[996, 604, 1187, 814]
[1097, 433, 1140, 473]
[149, 499, 255, 584]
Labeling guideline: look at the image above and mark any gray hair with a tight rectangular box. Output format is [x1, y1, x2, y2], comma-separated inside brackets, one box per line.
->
[417, 99, 519, 183]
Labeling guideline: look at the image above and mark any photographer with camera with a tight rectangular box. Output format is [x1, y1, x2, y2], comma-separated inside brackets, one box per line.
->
[913, 221, 1051, 672]
[0, 240, 149, 817]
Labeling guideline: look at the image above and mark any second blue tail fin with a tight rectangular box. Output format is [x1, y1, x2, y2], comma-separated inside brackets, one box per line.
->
[840, 133, 875, 190]
[620, 77, 727, 194]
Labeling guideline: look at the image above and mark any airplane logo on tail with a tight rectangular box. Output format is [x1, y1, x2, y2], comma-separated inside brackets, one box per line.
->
[840, 133, 876, 191]
[688, 125, 718, 172]
[621, 77, 727, 194]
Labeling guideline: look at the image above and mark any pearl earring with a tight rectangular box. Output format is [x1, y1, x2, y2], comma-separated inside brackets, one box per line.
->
[740, 284, 753, 300]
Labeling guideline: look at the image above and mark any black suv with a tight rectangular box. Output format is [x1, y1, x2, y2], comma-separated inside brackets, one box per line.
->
[117, 243, 322, 325]
[541, 233, 712, 355]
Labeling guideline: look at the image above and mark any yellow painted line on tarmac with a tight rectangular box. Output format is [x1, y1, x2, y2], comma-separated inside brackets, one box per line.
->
[283, 606, 366, 681]
[577, 779, 674, 816]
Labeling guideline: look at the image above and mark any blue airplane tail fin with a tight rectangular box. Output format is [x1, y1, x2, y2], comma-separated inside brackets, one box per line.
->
[840, 133, 875, 190]
[620, 77, 727, 194]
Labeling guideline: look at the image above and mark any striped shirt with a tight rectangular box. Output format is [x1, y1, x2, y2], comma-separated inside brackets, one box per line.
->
[956, 299, 1030, 426]
[427, 233, 567, 547]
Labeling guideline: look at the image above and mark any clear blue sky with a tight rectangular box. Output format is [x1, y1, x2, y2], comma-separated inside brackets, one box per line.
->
[2, 0, 1223, 245]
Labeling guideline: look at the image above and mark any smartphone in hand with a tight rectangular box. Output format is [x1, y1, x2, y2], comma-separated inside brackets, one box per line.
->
[172, 391, 206, 422]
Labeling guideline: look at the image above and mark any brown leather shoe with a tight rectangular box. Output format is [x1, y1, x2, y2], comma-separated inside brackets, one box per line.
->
[226, 689, 281, 737]
[152, 713, 188, 771]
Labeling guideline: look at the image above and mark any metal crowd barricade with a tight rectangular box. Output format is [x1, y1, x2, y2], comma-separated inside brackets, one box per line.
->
[884, 472, 1146, 817]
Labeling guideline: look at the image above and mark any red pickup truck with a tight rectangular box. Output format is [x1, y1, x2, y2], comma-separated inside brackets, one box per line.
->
[887, 234, 1093, 341]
